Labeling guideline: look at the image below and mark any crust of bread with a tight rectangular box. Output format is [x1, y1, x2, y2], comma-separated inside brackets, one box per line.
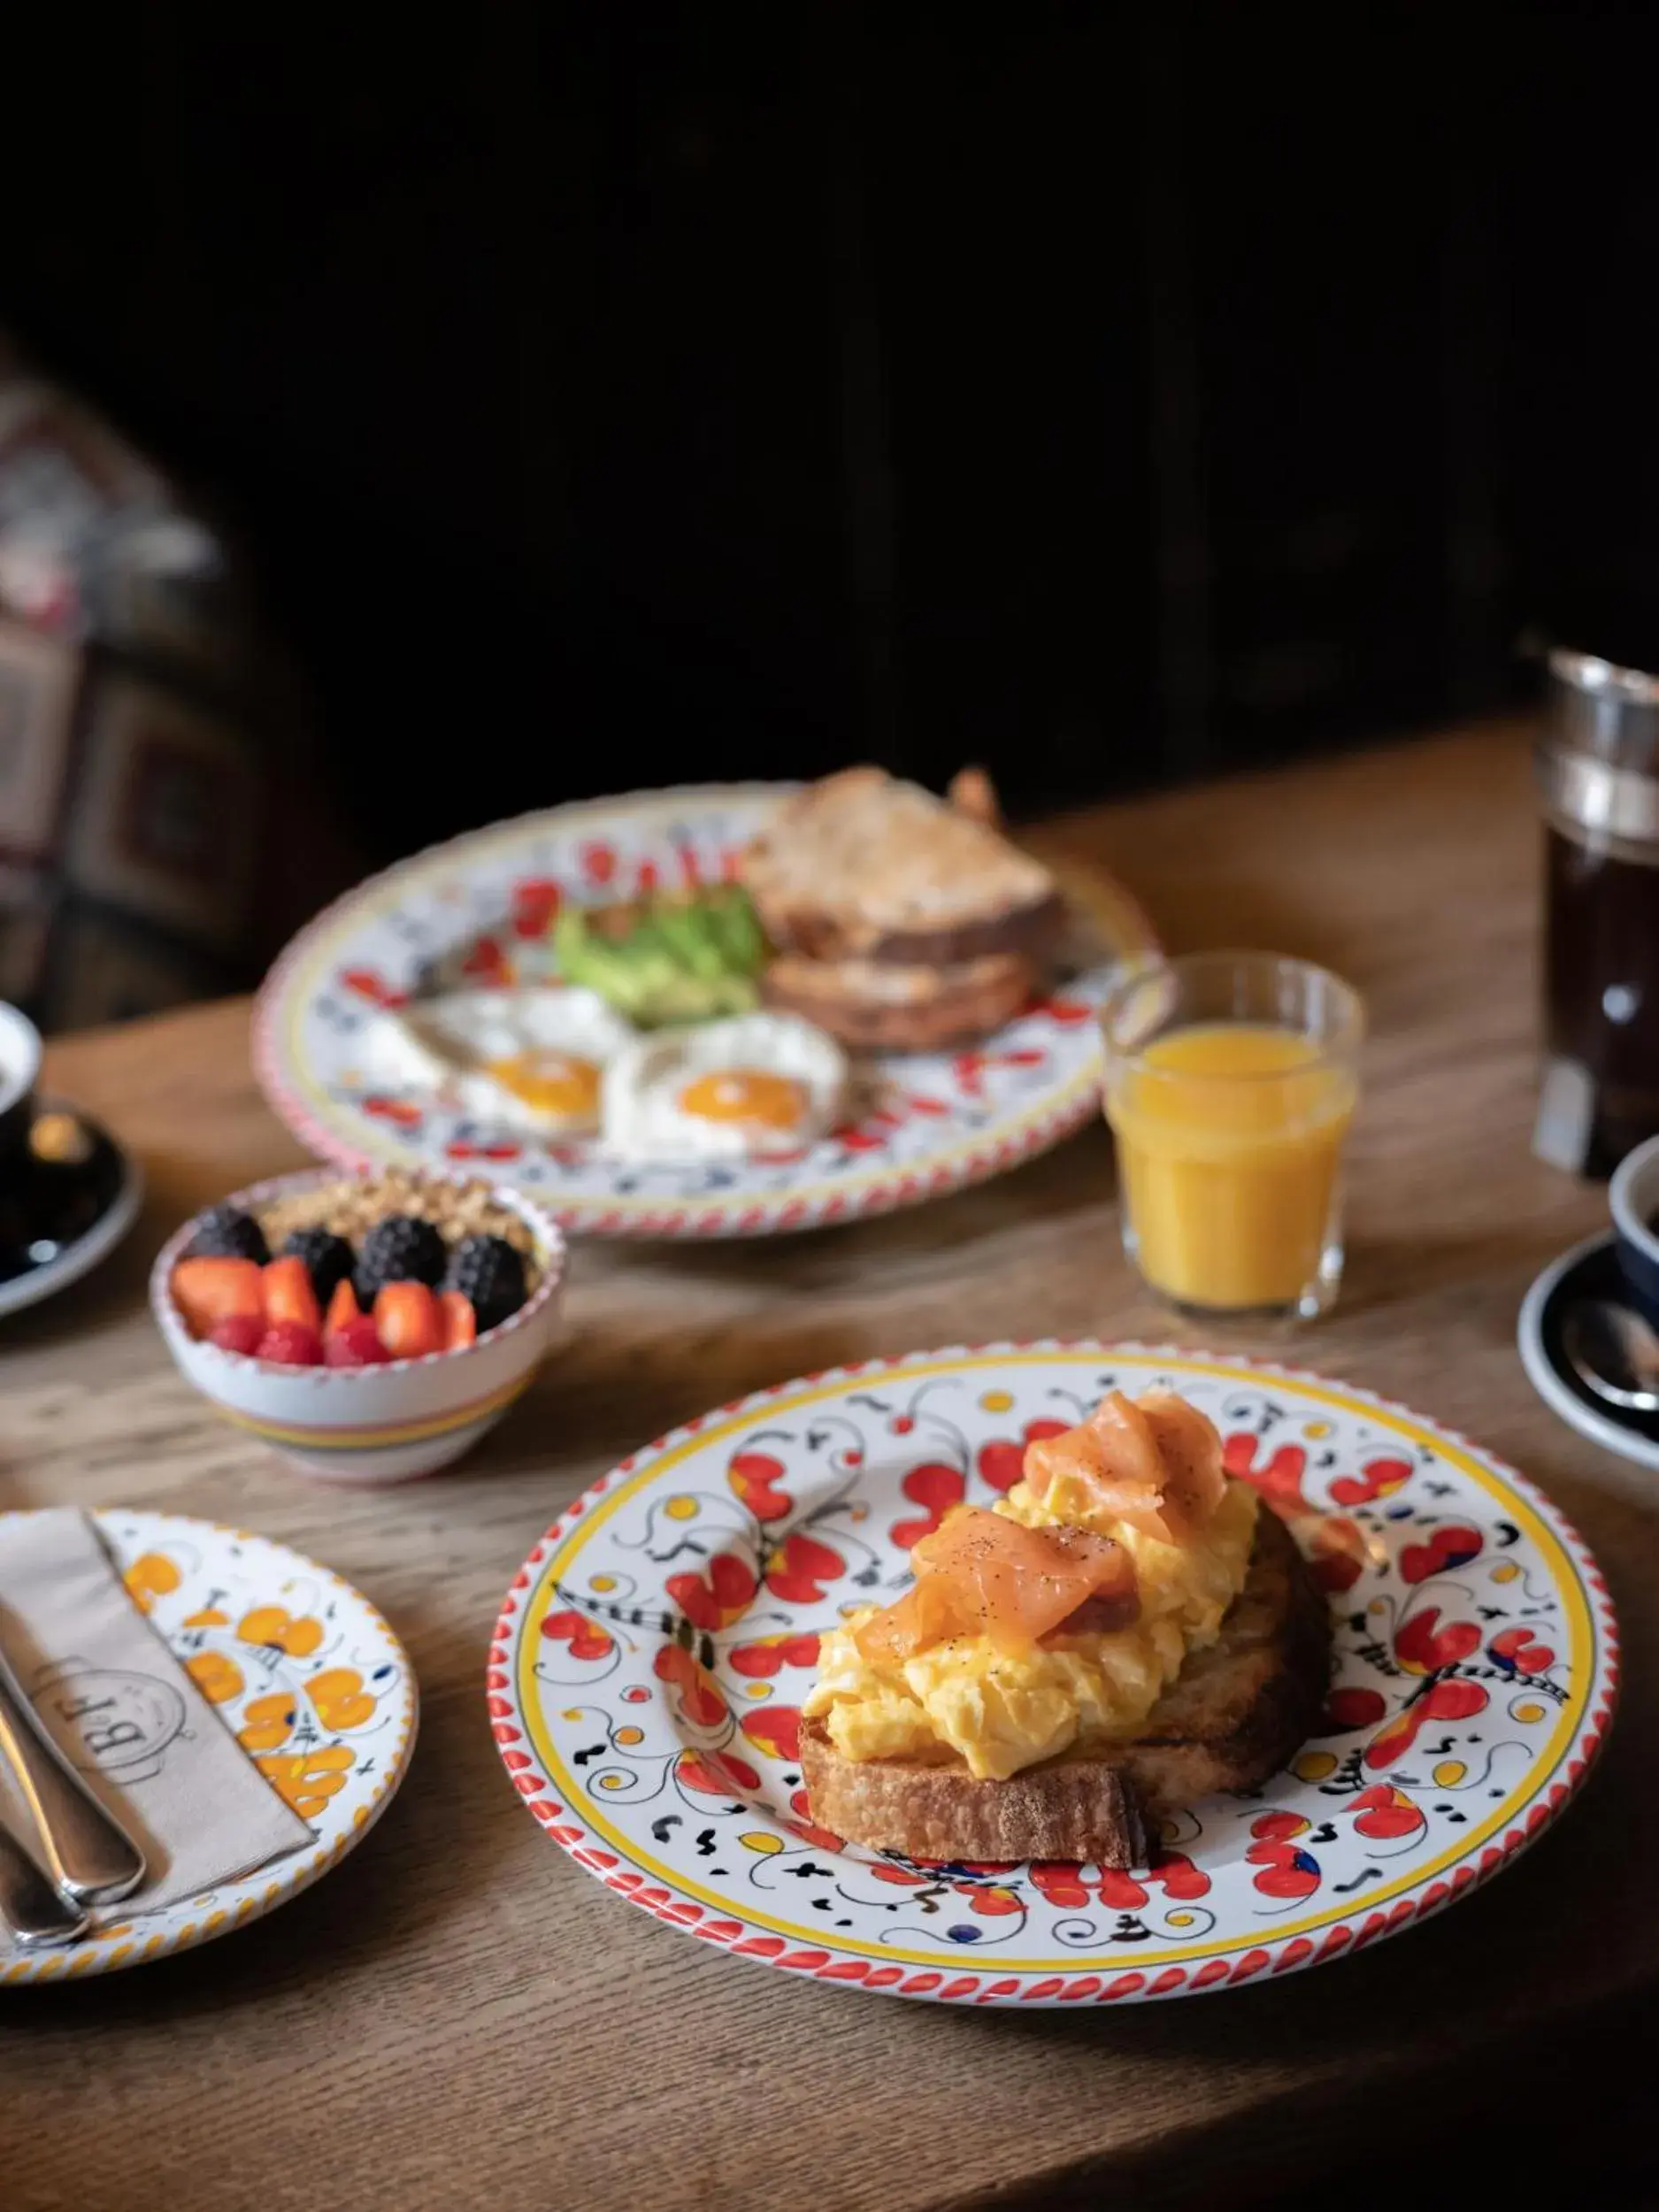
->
[743, 768, 1062, 966]
[760, 949, 1035, 1050]
[800, 1508, 1331, 1870]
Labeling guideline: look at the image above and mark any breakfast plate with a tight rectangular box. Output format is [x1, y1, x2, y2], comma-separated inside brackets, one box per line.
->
[0, 1509, 417, 1983]
[490, 1344, 1617, 2005]
[252, 784, 1157, 1238]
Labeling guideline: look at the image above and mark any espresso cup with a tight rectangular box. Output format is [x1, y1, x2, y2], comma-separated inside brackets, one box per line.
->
[0, 1002, 42, 1187]
[1609, 1133, 1659, 1325]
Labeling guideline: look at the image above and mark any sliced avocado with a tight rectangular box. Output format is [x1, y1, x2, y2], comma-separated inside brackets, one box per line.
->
[553, 887, 767, 1025]
[654, 900, 729, 982]
[711, 884, 767, 972]
[554, 908, 651, 1017]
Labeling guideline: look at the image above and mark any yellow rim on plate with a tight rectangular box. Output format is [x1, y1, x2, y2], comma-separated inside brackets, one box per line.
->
[491, 1344, 1617, 2004]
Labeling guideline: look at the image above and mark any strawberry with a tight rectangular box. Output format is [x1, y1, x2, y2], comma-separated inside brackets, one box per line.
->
[324, 1314, 391, 1367]
[324, 1276, 362, 1334]
[255, 1320, 324, 1366]
[373, 1280, 442, 1358]
[439, 1289, 478, 1350]
[172, 1256, 265, 1337]
[262, 1254, 321, 1333]
[207, 1312, 265, 1356]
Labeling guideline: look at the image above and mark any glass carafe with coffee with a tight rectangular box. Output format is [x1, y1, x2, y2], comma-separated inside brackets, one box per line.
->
[1536, 648, 1659, 1177]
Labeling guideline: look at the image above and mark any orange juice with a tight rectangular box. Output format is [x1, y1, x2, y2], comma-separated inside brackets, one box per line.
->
[1105, 1022, 1356, 1310]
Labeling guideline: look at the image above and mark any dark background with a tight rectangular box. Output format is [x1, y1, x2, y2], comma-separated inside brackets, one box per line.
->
[4, 4, 1655, 865]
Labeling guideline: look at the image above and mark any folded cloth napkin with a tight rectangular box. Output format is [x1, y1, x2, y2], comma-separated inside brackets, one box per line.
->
[0, 1509, 311, 1917]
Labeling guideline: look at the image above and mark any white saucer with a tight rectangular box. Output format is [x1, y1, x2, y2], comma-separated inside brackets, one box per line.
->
[1517, 1229, 1659, 1473]
[0, 1106, 143, 1321]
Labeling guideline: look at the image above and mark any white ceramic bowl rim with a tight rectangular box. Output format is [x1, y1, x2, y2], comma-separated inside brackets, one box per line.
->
[150, 1167, 568, 1379]
[0, 1002, 42, 1118]
[1608, 1134, 1659, 1264]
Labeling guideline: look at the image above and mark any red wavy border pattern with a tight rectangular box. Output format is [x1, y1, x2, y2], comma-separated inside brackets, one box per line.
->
[488, 1341, 1622, 2005]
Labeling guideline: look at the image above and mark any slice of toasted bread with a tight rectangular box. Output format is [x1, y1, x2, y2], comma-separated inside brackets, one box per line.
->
[800, 1508, 1330, 1869]
[743, 767, 1063, 966]
[760, 949, 1034, 1051]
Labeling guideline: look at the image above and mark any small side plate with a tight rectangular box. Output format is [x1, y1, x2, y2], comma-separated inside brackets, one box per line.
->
[0, 1510, 418, 1983]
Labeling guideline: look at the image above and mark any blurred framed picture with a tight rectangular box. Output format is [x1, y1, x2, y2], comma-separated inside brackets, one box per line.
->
[0, 861, 50, 1006]
[0, 613, 77, 861]
[65, 674, 258, 946]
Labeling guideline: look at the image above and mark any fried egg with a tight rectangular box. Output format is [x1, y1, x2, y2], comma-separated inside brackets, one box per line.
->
[601, 1012, 849, 1162]
[357, 987, 636, 1134]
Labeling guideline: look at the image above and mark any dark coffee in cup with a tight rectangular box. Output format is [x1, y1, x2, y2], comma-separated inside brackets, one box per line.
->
[1535, 652, 1659, 1178]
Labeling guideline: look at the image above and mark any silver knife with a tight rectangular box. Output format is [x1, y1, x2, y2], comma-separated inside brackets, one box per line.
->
[0, 1640, 146, 1906]
[0, 1809, 88, 1947]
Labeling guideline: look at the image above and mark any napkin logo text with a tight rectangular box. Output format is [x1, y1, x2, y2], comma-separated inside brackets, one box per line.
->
[33, 1659, 188, 1784]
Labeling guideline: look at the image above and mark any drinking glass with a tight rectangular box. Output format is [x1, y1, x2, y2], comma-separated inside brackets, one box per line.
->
[1099, 951, 1364, 1321]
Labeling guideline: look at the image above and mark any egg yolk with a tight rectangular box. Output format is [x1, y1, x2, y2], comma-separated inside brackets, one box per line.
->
[677, 1067, 808, 1130]
[484, 1050, 602, 1117]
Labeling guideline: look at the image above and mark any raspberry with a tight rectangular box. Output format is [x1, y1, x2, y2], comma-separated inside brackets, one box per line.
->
[324, 1314, 391, 1367]
[207, 1312, 265, 1356]
[255, 1320, 324, 1367]
[185, 1204, 270, 1265]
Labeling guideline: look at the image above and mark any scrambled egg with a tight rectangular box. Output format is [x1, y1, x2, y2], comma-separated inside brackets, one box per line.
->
[803, 1479, 1259, 1781]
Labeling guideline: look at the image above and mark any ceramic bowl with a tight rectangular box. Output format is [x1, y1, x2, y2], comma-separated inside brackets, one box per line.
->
[151, 1169, 567, 1484]
[1609, 1133, 1659, 1325]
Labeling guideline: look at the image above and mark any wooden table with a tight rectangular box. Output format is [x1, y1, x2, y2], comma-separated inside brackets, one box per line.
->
[4, 718, 1655, 2211]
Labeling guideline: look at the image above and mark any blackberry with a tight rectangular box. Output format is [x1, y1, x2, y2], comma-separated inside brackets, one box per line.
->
[357, 1212, 448, 1294]
[280, 1227, 357, 1306]
[444, 1233, 527, 1334]
[185, 1203, 270, 1265]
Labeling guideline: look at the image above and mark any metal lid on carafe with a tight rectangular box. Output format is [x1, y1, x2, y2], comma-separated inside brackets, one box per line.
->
[1539, 648, 1659, 849]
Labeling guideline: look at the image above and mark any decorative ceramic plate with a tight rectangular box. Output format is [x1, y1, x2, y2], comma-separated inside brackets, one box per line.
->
[491, 1344, 1617, 2005]
[1518, 1233, 1659, 1475]
[0, 1510, 417, 1983]
[252, 785, 1156, 1238]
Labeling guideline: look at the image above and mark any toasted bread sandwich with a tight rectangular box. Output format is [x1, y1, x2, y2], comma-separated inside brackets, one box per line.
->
[760, 949, 1034, 1051]
[803, 1388, 1331, 1868]
[742, 766, 1062, 969]
[803, 1508, 1326, 1866]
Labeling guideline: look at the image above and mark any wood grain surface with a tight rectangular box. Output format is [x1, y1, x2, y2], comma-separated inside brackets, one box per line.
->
[3, 720, 1653, 2212]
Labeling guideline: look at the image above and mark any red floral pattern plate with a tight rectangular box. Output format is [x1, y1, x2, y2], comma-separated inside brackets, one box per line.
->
[251, 785, 1156, 1237]
[490, 1345, 1617, 2005]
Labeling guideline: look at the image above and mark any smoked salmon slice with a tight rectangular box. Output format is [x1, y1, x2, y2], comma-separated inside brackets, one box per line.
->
[854, 1506, 1138, 1663]
[1023, 1388, 1227, 1548]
